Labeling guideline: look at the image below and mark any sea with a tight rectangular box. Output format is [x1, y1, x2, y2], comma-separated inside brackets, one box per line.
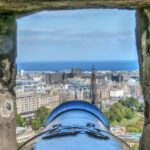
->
[17, 61, 139, 72]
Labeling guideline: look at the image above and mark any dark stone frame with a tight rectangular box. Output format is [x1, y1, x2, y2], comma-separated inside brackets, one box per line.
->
[1, 1, 150, 150]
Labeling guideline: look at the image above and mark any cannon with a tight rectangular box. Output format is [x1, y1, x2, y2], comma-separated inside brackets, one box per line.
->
[18, 100, 131, 150]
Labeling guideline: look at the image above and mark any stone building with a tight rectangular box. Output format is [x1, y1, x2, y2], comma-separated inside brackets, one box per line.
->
[59, 89, 84, 102]
[16, 90, 60, 115]
[128, 82, 142, 98]
[97, 85, 110, 100]
[122, 84, 131, 98]
[110, 88, 124, 98]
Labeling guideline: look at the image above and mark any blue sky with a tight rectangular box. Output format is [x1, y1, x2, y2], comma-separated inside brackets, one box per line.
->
[17, 9, 137, 62]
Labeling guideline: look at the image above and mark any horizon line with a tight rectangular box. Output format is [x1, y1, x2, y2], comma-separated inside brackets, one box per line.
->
[17, 60, 138, 63]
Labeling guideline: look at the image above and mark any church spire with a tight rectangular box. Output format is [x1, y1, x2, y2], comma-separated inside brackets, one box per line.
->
[90, 64, 98, 105]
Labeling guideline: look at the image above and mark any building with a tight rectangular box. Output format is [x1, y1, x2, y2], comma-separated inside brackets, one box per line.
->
[59, 89, 84, 102]
[45, 73, 66, 85]
[110, 126, 126, 136]
[97, 85, 110, 100]
[16, 90, 60, 115]
[110, 89, 124, 98]
[16, 127, 35, 143]
[70, 68, 81, 77]
[45, 69, 81, 85]
[128, 81, 142, 98]
[122, 84, 131, 98]
[111, 74, 124, 82]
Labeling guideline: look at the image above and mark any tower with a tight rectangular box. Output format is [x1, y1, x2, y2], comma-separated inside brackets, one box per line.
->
[99, 89, 103, 110]
[75, 90, 78, 100]
[90, 64, 98, 105]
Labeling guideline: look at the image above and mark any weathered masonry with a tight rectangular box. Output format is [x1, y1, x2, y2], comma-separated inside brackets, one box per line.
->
[1, 0, 150, 150]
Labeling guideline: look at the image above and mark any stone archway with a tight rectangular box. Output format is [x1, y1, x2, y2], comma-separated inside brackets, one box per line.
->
[0, 1, 150, 150]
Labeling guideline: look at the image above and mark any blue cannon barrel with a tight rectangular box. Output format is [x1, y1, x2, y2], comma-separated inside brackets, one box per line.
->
[19, 100, 131, 150]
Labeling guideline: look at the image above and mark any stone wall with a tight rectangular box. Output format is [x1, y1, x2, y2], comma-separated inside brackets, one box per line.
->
[1, 0, 150, 13]
[136, 9, 150, 150]
[0, 1, 150, 150]
[0, 13, 16, 150]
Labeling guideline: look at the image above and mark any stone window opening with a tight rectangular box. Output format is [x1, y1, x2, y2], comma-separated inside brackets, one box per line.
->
[0, 1, 150, 150]
[17, 9, 142, 149]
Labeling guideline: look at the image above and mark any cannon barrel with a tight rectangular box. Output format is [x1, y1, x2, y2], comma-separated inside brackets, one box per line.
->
[19, 100, 131, 150]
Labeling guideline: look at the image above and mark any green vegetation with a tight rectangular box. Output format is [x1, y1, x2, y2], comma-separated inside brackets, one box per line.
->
[31, 106, 51, 130]
[61, 99, 68, 103]
[105, 97, 144, 133]
[17, 106, 51, 130]
[138, 103, 144, 112]
[126, 117, 144, 133]
[16, 114, 26, 127]
[119, 97, 139, 111]
[105, 102, 135, 123]
[132, 145, 139, 150]
[17, 142, 25, 149]
[83, 99, 90, 103]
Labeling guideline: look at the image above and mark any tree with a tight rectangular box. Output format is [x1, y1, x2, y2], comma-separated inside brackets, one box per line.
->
[124, 108, 134, 119]
[105, 102, 135, 123]
[16, 114, 25, 127]
[138, 103, 144, 112]
[31, 106, 51, 130]
[31, 119, 40, 130]
[119, 97, 139, 111]
[105, 103, 125, 122]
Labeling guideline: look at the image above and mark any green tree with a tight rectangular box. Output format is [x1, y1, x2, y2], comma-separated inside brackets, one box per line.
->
[119, 97, 139, 111]
[105, 103, 125, 122]
[31, 119, 40, 130]
[16, 114, 25, 127]
[124, 108, 134, 119]
[105, 102, 135, 123]
[31, 106, 51, 130]
[138, 103, 144, 112]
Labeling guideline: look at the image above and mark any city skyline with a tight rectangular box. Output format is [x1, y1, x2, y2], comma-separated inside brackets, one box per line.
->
[17, 9, 137, 62]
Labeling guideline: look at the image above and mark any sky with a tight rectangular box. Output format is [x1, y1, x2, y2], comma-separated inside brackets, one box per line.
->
[17, 9, 137, 62]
